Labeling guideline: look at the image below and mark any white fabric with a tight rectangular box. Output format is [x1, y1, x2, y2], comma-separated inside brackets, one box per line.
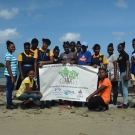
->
[39, 64, 98, 102]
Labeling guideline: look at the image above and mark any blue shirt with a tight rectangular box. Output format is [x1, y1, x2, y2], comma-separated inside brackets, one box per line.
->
[78, 51, 91, 65]
[131, 50, 135, 74]
[4, 52, 17, 76]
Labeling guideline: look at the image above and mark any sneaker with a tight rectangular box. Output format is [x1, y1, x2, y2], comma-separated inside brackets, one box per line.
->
[20, 103, 26, 110]
[6, 105, 14, 110]
[46, 104, 52, 109]
[11, 103, 18, 109]
[40, 101, 45, 109]
[130, 104, 135, 108]
[117, 104, 128, 109]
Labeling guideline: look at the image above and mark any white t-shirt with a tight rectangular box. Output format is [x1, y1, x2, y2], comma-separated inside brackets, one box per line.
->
[107, 54, 117, 73]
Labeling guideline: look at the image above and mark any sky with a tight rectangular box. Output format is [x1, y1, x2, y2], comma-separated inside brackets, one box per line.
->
[0, 0, 135, 63]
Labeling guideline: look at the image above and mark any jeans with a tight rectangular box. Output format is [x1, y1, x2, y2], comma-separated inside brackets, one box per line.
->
[110, 81, 118, 105]
[6, 75, 16, 105]
[18, 93, 41, 101]
[119, 72, 128, 104]
[88, 96, 107, 110]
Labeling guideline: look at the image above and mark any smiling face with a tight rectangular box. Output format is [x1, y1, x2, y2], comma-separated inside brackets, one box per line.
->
[24, 45, 30, 54]
[8, 44, 15, 53]
[94, 47, 100, 55]
[117, 45, 124, 54]
[54, 50, 59, 58]
[28, 70, 34, 80]
[42, 42, 48, 50]
[99, 69, 106, 79]
[76, 44, 81, 52]
[64, 44, 69, 53]
[107, 47, 113, 55]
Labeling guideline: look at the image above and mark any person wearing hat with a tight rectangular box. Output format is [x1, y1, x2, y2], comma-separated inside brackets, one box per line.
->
[77, 41, 91, 107]
[77, 41, 91, 66]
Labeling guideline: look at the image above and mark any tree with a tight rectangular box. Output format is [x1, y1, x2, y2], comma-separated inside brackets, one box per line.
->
[0, 62, 5, 67]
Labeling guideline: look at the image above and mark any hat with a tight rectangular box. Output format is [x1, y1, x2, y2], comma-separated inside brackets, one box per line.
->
[81, 41, 88, 46]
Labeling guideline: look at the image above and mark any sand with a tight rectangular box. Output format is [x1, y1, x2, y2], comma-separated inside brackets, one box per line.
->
[0, 90, 135, 135]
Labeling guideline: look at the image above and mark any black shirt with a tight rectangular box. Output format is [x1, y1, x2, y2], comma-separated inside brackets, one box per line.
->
[117, 51, 129, 73]
[53, 57, 61, 64]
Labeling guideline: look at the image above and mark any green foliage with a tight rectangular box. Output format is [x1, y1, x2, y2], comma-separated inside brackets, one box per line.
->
[59, 67, 79, 81]
[0, 62, 5, 67]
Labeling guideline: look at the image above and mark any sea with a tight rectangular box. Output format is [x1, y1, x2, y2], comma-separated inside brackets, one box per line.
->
[0, 67, 19, 78]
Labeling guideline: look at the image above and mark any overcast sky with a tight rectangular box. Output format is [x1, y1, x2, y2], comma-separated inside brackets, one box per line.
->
[0, 0, 135, 63]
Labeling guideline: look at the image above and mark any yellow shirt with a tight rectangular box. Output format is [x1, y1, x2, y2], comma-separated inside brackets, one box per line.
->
[16, 77, 34, 97]
[18, 52, 33, 62]
[34, 47, 53, 59]
[92, 53, 108, 64]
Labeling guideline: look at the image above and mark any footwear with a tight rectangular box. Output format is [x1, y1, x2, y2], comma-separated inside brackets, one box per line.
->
[117, 104, 128, 109]
[130, 104, 135, 108]
[40, 102, 45, 109]
[94, 107, 107, 112]
[46, 104, 52, 109]
[25, 104, 31, 108]
[20, 103, 26, 110]
[6, 105, 14, 110]
[11, 103, 18, 109]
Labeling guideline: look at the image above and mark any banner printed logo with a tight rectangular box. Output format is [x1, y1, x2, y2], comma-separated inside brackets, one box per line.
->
[58, 67, 79, 85]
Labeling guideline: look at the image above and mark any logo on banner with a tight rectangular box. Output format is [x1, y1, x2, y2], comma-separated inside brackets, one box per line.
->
[53, 88, 62, 95]
[77, 89, 83, 98]
[58, 67, 79, 85]
[64, 90, 75, 95]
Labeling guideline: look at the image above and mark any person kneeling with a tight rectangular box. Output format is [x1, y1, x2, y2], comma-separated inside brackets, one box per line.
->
[86, 68, 112, 111]
[16, 70, 43, 109]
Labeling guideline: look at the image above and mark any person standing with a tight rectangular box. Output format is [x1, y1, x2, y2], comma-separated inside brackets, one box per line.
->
[34, 38, 53, 109]
[4, 41, 18, 109]
[76, 41, 81, 56]
[30, 38, 39, 55]
[16, 42, 35, 90]
[117, 42, 130, 109]
[107, 43, 119, 106]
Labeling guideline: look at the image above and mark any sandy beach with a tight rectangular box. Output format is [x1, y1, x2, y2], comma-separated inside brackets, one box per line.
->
[0, 89, 135, 135]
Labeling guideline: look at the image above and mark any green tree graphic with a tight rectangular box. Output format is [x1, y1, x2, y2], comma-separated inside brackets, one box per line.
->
[58, 67, 79, 83]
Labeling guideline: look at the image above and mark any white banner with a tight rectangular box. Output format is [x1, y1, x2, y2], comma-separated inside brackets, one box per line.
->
[39, 64, 98, 102]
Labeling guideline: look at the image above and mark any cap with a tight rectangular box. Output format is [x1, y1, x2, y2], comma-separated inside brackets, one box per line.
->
[81, 41, 88, 46]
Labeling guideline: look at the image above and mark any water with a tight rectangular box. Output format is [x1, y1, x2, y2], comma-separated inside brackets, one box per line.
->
[0, 67, 19, 78]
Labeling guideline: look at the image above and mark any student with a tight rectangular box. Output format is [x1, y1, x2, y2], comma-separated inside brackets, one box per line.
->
[91, 44, 108, 69]
[60, 41, 76, 64]
[53, 46, 61, 64]
[34, 38, 53, 88]
[16, 70, 42, 109]
[76, 41, 81, 56]
[4, 40, 18, 109]
[70, 41, 76, 53]
[130, 38, 135, 108]
[77, 41, 91, 107]
[60, 41, 76, 107]
[78, 41, 91, 66]
[86, 68, 112, 111]
[34, 38, 53, 109]
[16, 42, 35, 90]
[107, 43, 119, 105]
[30, 38, 39, 55]
[117, 42, 130, 109]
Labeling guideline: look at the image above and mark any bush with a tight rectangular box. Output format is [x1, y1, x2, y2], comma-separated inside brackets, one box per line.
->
[0, 62, 5, 67]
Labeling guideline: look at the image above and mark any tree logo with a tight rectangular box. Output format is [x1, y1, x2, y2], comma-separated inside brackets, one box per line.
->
[58, 67, 79, 85]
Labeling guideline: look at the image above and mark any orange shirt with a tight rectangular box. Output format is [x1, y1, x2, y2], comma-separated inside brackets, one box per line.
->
[99, 78, 112, 104]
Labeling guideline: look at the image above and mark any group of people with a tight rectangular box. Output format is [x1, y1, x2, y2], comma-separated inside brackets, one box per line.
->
[4, 37, 135, 111]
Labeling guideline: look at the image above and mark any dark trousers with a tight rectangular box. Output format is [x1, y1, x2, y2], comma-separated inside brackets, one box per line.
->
[6, 76, 16, 105]
[110, 81, 118, 105]
[88, 96, 107, 110]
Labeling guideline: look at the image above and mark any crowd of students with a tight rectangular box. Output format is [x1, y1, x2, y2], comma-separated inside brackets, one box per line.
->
[4, 38, 135, 111]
